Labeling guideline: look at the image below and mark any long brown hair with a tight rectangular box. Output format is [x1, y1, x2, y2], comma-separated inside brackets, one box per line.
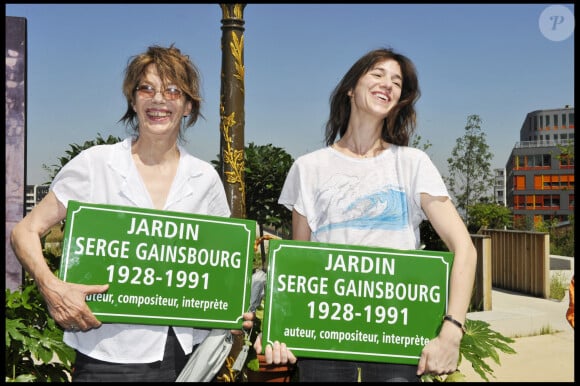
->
[325, 48, 420, 146]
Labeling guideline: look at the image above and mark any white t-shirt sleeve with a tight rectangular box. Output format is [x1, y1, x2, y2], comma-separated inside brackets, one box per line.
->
[278, 160, 303, 213]
[50, 149, 93, 208]
[408, 149, 450, 221]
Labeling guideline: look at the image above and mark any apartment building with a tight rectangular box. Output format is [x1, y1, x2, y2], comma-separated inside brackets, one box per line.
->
[505, 106, 574, 227]
[24, 184, 50, 214]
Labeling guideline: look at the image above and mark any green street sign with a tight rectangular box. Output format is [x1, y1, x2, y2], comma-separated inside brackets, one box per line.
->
[58, 200, 256, 329]
[261, 240, 454, 365]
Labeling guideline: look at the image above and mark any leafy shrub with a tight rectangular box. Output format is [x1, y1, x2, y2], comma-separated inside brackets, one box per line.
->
[5, 234, 74, 382]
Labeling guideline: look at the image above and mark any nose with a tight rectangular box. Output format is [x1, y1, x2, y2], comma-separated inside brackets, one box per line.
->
[151, 90, 166, 101]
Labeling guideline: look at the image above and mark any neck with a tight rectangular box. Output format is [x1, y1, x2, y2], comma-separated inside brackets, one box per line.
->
[335, 135, 387, 158]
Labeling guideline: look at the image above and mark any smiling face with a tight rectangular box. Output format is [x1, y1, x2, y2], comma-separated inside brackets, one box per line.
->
[348, 58, 403, 120]
[131, 64, 192, 139]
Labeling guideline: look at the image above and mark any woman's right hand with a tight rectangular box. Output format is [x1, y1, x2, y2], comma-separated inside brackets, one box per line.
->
[254, 333, 297, 365]
[40, 276, 109, 332]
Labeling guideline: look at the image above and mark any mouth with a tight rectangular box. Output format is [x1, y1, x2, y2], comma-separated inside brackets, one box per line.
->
[372, 91, 390, 102]
[146, 109, 172, 120]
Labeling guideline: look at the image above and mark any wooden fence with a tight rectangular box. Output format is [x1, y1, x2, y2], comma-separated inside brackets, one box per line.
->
[470, 229, 551, 311]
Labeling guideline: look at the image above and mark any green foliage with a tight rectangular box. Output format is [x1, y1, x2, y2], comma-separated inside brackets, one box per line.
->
[445, 115, 494, 226]
[549, 272, 567, 301]
[410, 134, 433, 153]
[467, 202, 512, 233]
[42, 133, 122, 183]
[419, 221, 448, 251]
[459, 319, 516, 382]
[243, 142, 293, 237]
[6, 228, 74, 382]
[533, 215, 575, 257]
[421, 319, 516, 382]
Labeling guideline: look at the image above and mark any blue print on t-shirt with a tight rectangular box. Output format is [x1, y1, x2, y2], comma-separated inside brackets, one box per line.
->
[315, 188, 408, 234]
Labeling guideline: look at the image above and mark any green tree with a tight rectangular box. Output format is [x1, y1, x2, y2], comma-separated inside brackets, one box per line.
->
[243, 143, 293, 236]
[445, 115, 494, 226]
[42, 133, 122, 183]
[468, 202, 512, 233]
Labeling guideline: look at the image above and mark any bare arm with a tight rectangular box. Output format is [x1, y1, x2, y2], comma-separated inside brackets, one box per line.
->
[10, 191, 109, 331]
[292, 208, 311, 241]
[416, 193, 477, 376]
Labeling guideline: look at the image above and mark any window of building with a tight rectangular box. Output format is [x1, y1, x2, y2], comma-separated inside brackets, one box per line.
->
[543, 154, 551, 166]
[562, 113, 567, 127]
[554, 114, 558, 128]
[570, 194, 575, 209]
[540, 115, 544, 128]
[514, 175, 526, 190]
[569, 113, 574, 127]
[514, 195, 524, 209]
[545, 115, 550, 128]
[560, 154, 575, 168]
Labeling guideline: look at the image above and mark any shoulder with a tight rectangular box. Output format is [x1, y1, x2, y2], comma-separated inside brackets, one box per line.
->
[392, 145, 433, 164]
[294, 147, 333, 164]
[79, 137, 130, 156]
[178, 147, 220, 176]
[393, 144, 429, 158]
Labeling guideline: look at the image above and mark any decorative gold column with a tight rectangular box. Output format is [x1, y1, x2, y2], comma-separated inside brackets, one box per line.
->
[219, 4, 246, 219]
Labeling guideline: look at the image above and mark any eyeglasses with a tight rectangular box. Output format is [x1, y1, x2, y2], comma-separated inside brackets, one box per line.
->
[135, 84, 183, 100]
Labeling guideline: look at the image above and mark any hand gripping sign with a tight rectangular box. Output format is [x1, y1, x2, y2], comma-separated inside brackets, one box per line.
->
[260, 239, 454, 365]
[58, 200, 256, 329]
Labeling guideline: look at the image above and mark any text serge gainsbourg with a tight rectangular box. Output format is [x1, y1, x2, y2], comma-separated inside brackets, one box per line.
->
[73, 216, 243, 267]
[276, 253, 442, 302]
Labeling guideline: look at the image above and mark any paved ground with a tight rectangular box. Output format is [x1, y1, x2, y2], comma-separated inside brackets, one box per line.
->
[458, 287, 574, 382]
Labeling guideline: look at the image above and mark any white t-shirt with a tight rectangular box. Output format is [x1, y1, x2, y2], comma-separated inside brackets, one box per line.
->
[51, 137, 230, 363]
[278, 145, 449, 250]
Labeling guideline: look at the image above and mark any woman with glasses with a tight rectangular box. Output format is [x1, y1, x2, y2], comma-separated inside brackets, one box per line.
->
[10, 44, 253, 382]
[254, 47, 477, 381]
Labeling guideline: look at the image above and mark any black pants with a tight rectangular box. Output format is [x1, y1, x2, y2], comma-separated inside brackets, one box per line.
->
[72, 328, 191, 382]
[297, 358, 421, 382]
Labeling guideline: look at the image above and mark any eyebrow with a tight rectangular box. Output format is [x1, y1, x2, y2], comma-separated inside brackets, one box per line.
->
[370, 67, 402, 81]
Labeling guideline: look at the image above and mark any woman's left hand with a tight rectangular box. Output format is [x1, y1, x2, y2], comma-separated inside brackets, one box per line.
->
[416, 322, 463, 376]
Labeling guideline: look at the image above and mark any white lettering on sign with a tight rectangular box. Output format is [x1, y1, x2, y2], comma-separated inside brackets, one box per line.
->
[127, 217, 199, 240]
[324, 253, 395, 275]
[275, 274, 329, 295]
[74, 237, 130, 258]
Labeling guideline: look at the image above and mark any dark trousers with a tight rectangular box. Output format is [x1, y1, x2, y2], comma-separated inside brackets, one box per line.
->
[297, 358, 421, 382]
[72, 328, 191, 382]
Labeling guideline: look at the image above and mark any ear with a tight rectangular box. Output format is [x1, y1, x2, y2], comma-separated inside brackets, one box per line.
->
[184, 100, 193, 117]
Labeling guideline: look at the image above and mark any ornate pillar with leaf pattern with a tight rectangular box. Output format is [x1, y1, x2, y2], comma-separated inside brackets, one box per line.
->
[219, 4, 246, 219]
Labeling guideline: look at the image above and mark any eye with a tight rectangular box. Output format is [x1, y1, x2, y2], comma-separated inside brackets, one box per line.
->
[165, 87, 182, 96]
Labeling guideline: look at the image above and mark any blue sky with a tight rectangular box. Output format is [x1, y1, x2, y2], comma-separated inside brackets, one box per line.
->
[6, 3, 575, 185]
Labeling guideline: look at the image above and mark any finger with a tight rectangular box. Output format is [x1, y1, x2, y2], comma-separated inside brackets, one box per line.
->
[82, 283, 110, 295]
[287, 348, 297, 364]
[265, 343, 273, 363]
[254, 333, 263, 354]
[416, 353, 426, 376]
[272, 341, 281, 364]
